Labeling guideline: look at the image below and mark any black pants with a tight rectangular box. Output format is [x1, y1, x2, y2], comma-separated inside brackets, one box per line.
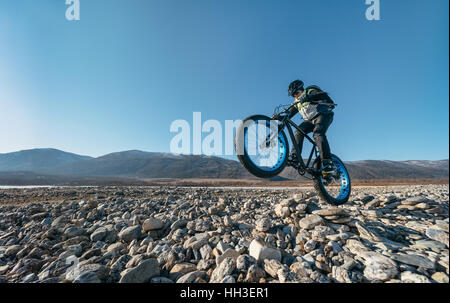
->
[291, 111, 334, 161]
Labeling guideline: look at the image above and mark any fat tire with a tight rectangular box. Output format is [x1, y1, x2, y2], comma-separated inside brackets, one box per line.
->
[235, 115, 289, 179]
[313, 154, 351, 205]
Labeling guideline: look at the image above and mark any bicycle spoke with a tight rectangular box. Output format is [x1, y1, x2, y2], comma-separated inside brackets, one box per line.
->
[243, 119, 286, 171]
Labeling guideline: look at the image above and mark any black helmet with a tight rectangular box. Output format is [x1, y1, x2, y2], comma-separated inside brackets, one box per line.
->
[288, 80, 304, 97]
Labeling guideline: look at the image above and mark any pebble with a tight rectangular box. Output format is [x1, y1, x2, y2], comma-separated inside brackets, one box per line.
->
[255, 218, 271, 232]
[90, 227, 108, 242]
[119, 258, 159, 283]
[216, 248, 240, 266]
[360, 251, 399, 281]
[169, 263, 197, 281]
[143, 218, 164, 231]
[118, 225, 142, 243]
[425, 228, 449, 247]
[389, 253, 435, 269]
[313, 208, 349, 217]
[248, 239, 281, 262]
[0, 184, 447, 284]
[431, 272, 449, 283]
[210, 257, 236, 283]
[400, 271, 431, 283]
[299, 215, 324, 230]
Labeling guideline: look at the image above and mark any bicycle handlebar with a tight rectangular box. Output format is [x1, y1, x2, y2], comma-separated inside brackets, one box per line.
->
[273, 101, 338, 119]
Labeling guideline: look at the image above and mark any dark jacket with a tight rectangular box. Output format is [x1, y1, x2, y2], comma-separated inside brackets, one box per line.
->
[288, 85, 334, 121]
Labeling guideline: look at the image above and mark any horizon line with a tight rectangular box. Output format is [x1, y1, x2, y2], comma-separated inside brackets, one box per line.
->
[0, 147, 448, 163]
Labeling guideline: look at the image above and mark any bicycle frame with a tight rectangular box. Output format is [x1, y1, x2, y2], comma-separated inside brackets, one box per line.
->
[277, 116, 320, 177]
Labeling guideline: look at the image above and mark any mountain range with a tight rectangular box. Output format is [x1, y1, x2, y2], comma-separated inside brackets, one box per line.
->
[0, 148, 448, 183]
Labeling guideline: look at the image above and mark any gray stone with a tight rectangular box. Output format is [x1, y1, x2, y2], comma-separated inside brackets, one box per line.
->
[278, 267, 299, 283]
[143, 218, 164, 231]
[245, 264, 266, 282]
[118, 225, 142, 243]
[210, 257, 235, 283]
[41, 218, 53, 226]
[274, 204, 290, 218]
[90, 227, 108, 242]
[111, 254, 132, 273]
[170, 219, 189, 231]
[355, 221, 382, 242]
[183, 232, 210, 250]
[169, 263, 197, 281]
[255, 218, 271, 232]
[64, 227, 85, 239]
[236, 254, 257, 272]
[400, 271, 431, 283]
[431, 272, 449, 283]
[299, 215, 323, 230]
[248, 239, 281, 262]
[5, 245, 21, 257]
[81, 248, 102, 260]
[361, 251, 398, 281]
[22, 273, 37, 283]
[425, 228, 449, 247]
[119, 258, 160, 283]
[361, 195, 375, 203]
[304, 239, 317, 253]
[223, 216, 233, 227]
[216, 241, 232, 254]
[73, 271, 101, 283]
[220, 275, 236, 283]
[60, 244, 83, 258]
[176, 270, 206, 283]
[199, 244, 212, 259]
[150, 276, 175, 283]
[197, 259, 215, 271]
[389, 253, 435, 269]
[403, 196, 428, 204]
[313, 208, 349, 217]
[413, 240, 446, 252]
[186, 219, 214, 232]
[107, 242, 124, 253]
[66, 263, 109, 282]
[216, 248, 240, 266]
[263, 259, 284, 278]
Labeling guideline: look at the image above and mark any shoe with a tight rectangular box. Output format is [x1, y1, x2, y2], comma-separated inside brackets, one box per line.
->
[322, 160, 337, 175]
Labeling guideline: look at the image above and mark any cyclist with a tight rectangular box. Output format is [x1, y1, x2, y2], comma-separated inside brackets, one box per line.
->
[286, 79, 337, 175]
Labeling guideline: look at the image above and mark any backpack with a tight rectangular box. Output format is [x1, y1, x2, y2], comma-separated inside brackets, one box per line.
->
[304, 85, 334, 106]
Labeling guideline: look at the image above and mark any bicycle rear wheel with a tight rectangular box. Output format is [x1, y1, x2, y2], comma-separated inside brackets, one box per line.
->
[313, 154, 351, 205]
[235, 115, 289, 178]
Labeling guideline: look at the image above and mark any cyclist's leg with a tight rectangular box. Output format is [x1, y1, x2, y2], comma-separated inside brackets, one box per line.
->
[291, 121, 314, 157]
[312, 112, 334, 165]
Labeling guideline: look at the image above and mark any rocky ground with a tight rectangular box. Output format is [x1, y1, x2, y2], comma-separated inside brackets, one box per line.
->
[0, 185, 448, 283]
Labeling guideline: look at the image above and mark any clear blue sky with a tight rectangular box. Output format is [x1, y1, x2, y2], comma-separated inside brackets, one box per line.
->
[0, 0, 448, 161]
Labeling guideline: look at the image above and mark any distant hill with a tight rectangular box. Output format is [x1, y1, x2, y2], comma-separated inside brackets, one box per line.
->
[345, 160, 449, 179]
[280, 159, 449, 180]
[0, 148, 448, 182]
[40, 150, 253, 179]
[0, 148, 93, 172]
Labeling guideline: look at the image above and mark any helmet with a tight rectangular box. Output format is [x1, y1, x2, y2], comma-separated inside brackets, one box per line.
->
[288, 80, 304, 97]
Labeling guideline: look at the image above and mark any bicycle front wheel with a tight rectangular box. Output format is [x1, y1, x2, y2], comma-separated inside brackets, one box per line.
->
[235, 115, 289, 178]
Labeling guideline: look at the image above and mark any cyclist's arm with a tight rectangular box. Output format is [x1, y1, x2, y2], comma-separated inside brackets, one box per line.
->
[288, 106, 298, 119]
